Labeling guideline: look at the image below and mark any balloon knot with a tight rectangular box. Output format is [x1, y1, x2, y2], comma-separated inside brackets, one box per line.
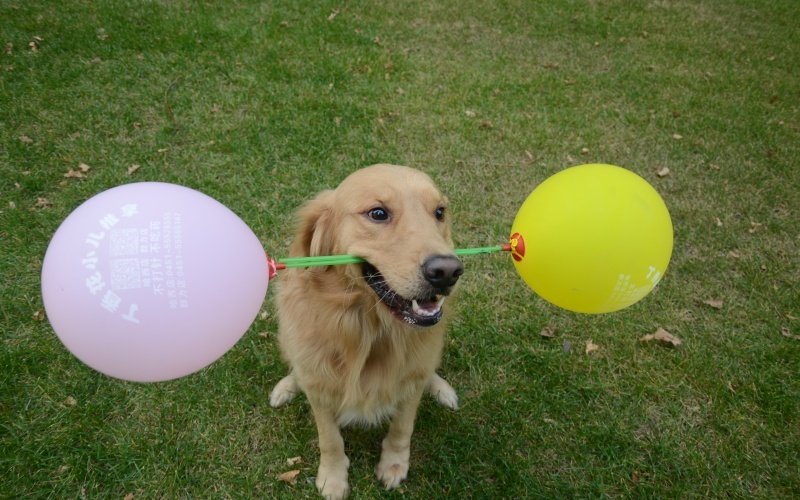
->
[509, 233, 525, 262]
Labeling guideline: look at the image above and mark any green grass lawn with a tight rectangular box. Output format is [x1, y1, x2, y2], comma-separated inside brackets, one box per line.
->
[2, 0, 799, 497]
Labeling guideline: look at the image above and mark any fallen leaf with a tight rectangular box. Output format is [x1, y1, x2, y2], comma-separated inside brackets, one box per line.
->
[32, 310, 45, 321]
[20, 135, 33, 144]
[540, 326, 556, 338]
[123, 494, 134, 500]
[580, 147, 590, 154]
[127, 164, 140, 175]
[748, 222, 762, 234]
[709, 163, 720, 170]
[34, 198, 52, 209]
[524, 150, 533, 160]
[639, 327, 682, 347]
[63, 396, 77, 407]
[714, 217, 723, 227]
[29, 40, 40, 53]
[64, 168, 85, 179]
[585, 340, 600, 354]
[672, 133, 683, 140]
[4, 42, 11, 55]
[8, 201, 16, 209]
[702, 299, 723, 309]
[781, 328, 799, 340]
[78, 162, 90, 173]
[728, 250, 740, 258]
[258, 331, 269, 338]
[465, 110, 476, 118]
[278, 470, 300, 485]
[327, 8, 340, 21]
[480, 121, 493, 128]
[287, 456, 302, 466]
[657, 166, 670, 177]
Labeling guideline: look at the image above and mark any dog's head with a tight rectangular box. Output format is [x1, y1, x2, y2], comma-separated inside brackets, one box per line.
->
[290, 164, 462, 327]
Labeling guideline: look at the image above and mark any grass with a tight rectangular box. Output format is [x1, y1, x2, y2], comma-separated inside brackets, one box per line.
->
[2, 0, 799, 497]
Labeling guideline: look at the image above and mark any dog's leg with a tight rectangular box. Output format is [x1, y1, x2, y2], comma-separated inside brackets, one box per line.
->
[426, 372, 458, 410]
[309, 399, 350, 500]
[269, 373, 299, 408]
[375, 388, 424, 490]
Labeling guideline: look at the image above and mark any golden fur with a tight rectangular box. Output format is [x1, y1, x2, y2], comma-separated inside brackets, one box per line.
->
[270, 164, 461, 499]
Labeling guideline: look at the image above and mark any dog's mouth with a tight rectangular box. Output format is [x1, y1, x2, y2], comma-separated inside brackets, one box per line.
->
[362, 263, 446, 327]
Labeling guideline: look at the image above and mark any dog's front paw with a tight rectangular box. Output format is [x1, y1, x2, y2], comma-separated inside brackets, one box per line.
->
[375, 450, 410, 490]
[426, 373, 458, 410]
[269, 375, 299, 408]
[316, 465, 350, 500]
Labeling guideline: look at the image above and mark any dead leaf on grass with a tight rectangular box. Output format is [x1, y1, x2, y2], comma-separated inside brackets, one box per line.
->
[585, 340, 600, 354]
[278, 470, 300, 485]
[63, 396, 77, 407]
[702, 298, 723, 309]
[287, 456, 302, 466]
[29, 36, 43, 53]
[34, 198, 52, 209]
[639, 327, 682, 347]
[672, 133, 683, 140]
[32, 310, 45, 321]
[327, 8, 340, 21]
[480, 121, 493, 128]
[540, 326, 556, 338]
[123, 494, 134, 500]
[20, 135, 34, 144]
[748, 222, 762, 234]
[781, 327, 799, 340]
[127, 164, 140, 175]
[656, 166, 670, 177]
[65, 163, 90, 179]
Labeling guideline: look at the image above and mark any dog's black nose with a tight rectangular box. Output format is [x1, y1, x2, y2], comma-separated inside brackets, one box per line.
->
[422, 255, 464, 289]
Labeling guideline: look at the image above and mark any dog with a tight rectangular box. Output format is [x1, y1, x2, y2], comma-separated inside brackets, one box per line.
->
[269, 164, 463, 499]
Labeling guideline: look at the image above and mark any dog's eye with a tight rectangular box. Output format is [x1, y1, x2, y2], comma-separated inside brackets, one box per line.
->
[435, 206, 446, 221]
[367, 207, 390, 222]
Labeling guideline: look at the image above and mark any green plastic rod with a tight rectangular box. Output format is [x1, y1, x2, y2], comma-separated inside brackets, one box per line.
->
[276, 245, 507, 269]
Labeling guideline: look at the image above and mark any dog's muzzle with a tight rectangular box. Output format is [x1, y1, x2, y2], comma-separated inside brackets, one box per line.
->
[362, 256, 462, 327]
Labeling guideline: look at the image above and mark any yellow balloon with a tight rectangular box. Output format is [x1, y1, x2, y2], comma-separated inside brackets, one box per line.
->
[510, 164, 673, 314]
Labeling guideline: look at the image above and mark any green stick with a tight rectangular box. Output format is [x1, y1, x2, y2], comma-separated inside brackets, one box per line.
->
[277, 246, 507, 269]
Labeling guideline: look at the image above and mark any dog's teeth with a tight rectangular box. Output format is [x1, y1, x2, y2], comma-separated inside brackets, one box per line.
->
[411, 297, 445, 317]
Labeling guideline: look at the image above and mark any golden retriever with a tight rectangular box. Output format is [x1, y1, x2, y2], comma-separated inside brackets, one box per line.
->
[270, 164, 462, 499]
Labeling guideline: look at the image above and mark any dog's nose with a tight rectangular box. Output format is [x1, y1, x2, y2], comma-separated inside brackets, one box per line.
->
[422, 255, 464, 289]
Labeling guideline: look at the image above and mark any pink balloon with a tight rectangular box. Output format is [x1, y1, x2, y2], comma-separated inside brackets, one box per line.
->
[41, 182, 269, 382]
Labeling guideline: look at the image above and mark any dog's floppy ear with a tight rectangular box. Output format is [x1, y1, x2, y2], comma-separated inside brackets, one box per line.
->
[290, 190, 336, 258]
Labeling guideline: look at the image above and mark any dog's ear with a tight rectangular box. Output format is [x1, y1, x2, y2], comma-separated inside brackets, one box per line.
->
[291, 190, 336, 257]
